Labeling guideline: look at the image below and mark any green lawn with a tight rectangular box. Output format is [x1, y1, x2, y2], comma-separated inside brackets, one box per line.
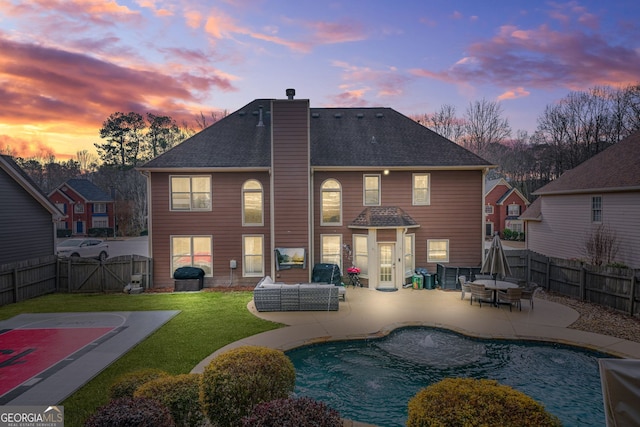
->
[0, 291, 282, 427]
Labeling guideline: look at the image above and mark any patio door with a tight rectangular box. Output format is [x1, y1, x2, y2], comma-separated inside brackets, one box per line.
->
[378, 243, 395, 289]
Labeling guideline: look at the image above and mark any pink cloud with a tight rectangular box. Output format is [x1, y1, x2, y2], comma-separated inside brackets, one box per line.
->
[0, 36, 237, 130]
[3, 0, 142, 28]
[332, 61, 410, 99]
[498, 87, 530, 100]
[328, 90, 372, 108]
[304, 19, 367, 44]
[410, 21, 640, 92]
[0, 134, 56, 159]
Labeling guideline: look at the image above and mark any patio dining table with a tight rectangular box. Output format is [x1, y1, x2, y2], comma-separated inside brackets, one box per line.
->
[473, 279, 519, 306]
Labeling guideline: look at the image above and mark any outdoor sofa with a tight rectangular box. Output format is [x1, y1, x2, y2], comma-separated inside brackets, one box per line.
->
[253, 276, 344, 312]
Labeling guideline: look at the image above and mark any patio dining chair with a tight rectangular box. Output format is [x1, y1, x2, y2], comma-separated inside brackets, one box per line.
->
[520, 282, 539, 309]
[497, 287, 522, 311]
[469, 283, 493, 307]
[459, 275, 471, 300]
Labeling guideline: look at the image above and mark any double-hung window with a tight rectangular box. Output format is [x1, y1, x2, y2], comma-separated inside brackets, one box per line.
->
[321, 235, 342, 270]
[171, 236, 213, 276]
[363, 175, 380, 205]
[404, 234, 415, 278]
[507, 204, 521, 216]
[591, 196, 602, 223]
[242, 180, 263, 226]
[353, 235, 368, 276]
[412, 173, 430, 205]
[427, 239, 449, 263]
[243, 235, 264, 277]
[170, 176, 211, 211]
[321, 179, 342, 225]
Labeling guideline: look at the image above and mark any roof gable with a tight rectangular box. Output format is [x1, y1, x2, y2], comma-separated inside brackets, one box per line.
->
[0, 155, 63, 219]
[534, 132, 640, 195]
[52, 178, 113, 202]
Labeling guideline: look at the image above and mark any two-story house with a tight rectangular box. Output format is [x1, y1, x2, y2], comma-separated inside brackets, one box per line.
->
[48, 179, 114, 236]
[139, 90, 494, 290]
[521, 132, 640, 268]
[0, 155, 63, 266]
[484, 178, 529, 238]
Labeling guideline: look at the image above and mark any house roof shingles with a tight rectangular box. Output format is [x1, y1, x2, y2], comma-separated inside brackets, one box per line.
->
[140, 99, 492, 170]
[534, 132, 640, 195]
[59, 179, 113, 202]
[349, 207, 419, 228]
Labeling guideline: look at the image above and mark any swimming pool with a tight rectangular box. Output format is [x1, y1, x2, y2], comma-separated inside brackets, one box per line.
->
[286, 327, 608, 427]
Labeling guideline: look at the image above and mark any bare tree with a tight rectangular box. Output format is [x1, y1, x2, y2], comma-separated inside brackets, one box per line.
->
[463, 98, 511, 156]
[76, 150, 98, 173]
[583, 224, 620, 266]
[194, 109, 228, 130]
[420, 104, 465, 143]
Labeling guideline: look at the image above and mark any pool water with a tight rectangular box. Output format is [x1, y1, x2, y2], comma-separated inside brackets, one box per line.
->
[286, 327, 608, 427]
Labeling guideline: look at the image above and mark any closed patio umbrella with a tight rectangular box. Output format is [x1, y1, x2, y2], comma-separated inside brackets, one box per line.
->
[481, 232, 512, 282]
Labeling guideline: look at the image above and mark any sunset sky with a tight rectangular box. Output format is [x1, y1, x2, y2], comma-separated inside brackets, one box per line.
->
[1, 0, 639, 160]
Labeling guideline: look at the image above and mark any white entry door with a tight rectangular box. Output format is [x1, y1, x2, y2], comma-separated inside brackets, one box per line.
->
[378, 243, 395, 289]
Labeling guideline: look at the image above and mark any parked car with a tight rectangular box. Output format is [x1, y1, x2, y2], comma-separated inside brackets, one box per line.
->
[57, 238, 109, 261]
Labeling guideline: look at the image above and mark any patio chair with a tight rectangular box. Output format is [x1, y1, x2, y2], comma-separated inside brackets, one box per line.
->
[474, 274, 493, 280]
[520, 282, 539, 309]
[497, 287, 522, 311]
[459, 275, 471, 300]
[469, 283, 493, 307]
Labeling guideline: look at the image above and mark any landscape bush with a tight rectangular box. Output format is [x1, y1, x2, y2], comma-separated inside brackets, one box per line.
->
[200, 345, 296, 427]
[242, 396, 342, 427]
[407, 377, 562, 427]
[134, 373, 206, 427]
[84, 397, 175, 427]
[108, 368, 170, 399]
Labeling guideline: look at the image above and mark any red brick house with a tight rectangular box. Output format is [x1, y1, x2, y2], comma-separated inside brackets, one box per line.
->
[48, 179, 114, 236]
[484, 178, 529, 239]
[139, 90, 494, 290]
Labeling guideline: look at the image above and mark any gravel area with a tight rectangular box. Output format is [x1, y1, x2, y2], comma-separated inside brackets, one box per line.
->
[537, 289, 640, 344]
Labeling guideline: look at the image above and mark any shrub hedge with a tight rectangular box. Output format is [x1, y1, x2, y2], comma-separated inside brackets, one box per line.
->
[108, 368, 170, 399]
[134, 373, 206, 427]
[200, 345, 296, 427]
[242, 396, 342, 427]
[407, 377, 562, 427]
[84, 397, 175, 427]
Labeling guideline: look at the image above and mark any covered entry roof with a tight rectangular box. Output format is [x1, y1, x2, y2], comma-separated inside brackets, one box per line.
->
[349, 206, 419, 229]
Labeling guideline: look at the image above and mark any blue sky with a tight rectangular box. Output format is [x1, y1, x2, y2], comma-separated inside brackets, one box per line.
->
[0, 0, 638, 159]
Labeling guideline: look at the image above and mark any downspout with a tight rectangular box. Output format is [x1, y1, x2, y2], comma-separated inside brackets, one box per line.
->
[481, 167, 489, 264]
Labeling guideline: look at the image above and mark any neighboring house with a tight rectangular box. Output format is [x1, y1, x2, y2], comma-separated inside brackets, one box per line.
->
[48, 178, 114, 236]
[521, 132, 640, 268]
[484, 178, 529, 238]
[138, 90, 494, 289]
[0, 155, 64, 265]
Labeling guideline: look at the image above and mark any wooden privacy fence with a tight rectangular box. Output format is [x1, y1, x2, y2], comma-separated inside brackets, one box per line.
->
[523, 250, 640, 317]
[0, 255, 152, 306]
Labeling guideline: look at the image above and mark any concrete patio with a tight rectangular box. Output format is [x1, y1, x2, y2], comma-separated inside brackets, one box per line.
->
[193, 286, 640, 373]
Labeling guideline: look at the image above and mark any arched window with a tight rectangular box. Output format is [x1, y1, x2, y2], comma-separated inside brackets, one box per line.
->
[242, 180, 263, 226]
[321, 179, 341, 225]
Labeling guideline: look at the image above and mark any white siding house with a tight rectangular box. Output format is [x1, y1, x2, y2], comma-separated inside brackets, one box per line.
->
[521, 132, 640, 268]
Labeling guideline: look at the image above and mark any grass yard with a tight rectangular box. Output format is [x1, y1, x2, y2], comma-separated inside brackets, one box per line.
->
[0, 291, 282, 427]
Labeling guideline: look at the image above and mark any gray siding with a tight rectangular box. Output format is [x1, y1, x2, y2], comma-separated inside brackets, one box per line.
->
[0, 169, 55, 265]
[527, 192, 640, 268]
